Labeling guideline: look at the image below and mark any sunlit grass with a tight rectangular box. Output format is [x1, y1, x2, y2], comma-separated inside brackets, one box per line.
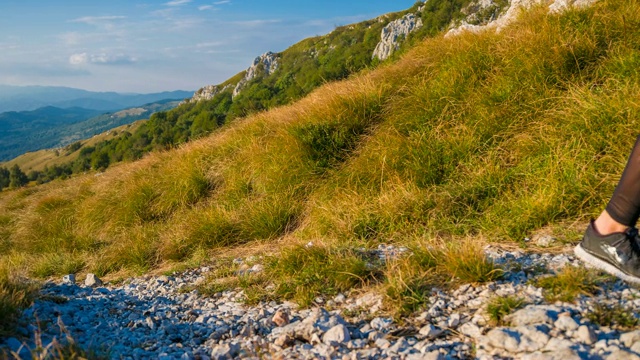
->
[0, 0, 638, 316]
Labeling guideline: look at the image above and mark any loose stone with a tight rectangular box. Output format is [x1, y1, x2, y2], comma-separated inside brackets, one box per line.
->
[84, 273, 103, 287]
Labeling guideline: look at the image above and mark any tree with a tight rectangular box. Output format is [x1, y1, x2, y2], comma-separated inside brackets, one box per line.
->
[91, 151, 110, 171]
[9, 164, 28, 188]
[0, 167, 9, 190]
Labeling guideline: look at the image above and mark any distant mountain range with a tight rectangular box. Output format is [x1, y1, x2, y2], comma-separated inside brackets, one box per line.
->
[0, 100, 183, 162]
[0, 85, 192, 113]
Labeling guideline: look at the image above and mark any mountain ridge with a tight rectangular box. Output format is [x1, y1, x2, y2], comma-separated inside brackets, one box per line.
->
[0, 85, 192, 113]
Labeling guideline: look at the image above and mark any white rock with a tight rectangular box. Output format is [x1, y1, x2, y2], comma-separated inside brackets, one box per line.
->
[543, 337, 575, 352]
[575, 325, 597, 345]
[210, 343, 240, 360]
[334, 293, 346, 303]
[459, 323, 482, 339]
[447, 313, 461, 328]
[517, 325, 551, 352]
[85, 273, 103, 287]
[481, 328, 521, 353]
[374, 338, 391, 349]
[554, 314, 579, 331]
[520, 348, 581, 360]
[387, 337, 409, 354]
[233, 52, 279, 97]
[419, 324, 444, 339]
[423, 351, 446, 360]
[605, 350, 640, 360]
[533, 235, 556, 247]
[372, 14, 423, 61]
[62, 274, 76, 285]
[370, 317, 393, 331]
[620, 330, 640, 347]
[506, 306, 557, 326]
[323, 324, 351, 345]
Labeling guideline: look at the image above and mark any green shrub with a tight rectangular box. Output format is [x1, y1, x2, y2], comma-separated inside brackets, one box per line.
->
[535, 266, 601, 302]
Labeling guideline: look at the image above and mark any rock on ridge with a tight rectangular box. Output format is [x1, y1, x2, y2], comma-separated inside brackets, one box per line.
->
[233, 51, 280, 97]
[446, 0, 598, 37]
[184, 84, 232, 104]
[373, 13, 423, 61]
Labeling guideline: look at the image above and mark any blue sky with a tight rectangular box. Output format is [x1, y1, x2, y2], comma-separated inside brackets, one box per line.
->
[0, 1, 415, 93]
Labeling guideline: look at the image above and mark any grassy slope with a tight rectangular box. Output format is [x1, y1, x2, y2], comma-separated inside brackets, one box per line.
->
[2, 0, 640, 320]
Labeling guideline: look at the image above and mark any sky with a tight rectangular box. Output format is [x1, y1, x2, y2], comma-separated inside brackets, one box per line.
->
[0, 1, 416, 94]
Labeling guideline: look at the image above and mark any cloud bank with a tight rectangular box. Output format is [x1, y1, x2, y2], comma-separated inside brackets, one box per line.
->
[69, 53, 137, 66]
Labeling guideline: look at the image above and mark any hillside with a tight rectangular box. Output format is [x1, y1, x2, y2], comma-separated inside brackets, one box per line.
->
[2, 0, 640, 356]
[1, 0, 637, 285]
[17, 0, 509, 186]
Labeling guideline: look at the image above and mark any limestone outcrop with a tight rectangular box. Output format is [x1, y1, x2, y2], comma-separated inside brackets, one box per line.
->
[182, 84, 234, 105]
[372, 14, 423, 61]
[233, 51, 280, 97]
[184, 51, 279, 104]
[446, 0, 597, 37]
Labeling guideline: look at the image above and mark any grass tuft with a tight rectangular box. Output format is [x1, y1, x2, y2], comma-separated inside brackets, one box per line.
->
[383, 247, 438, 316]
[587, 303, 639, 330]
[30, 253, 85, 278]
[486, 296, 526, 326]
[434, 240, 503, 284]
[266, 245, 379, 307]
[535, 266, 602, 302]
[0, 264, 38, 336]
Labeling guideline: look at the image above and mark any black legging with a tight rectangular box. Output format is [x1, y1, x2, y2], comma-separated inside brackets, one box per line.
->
[606, 135, 640, 227]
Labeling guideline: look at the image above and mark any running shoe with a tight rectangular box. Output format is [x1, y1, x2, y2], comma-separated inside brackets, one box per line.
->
[574, 221, 640, 284]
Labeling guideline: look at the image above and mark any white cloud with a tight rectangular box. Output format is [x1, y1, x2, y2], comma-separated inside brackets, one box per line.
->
[232, 19, 281, 27]
[69, 53, 89, 65]
[69, 53, 136, 66]
[214, 1, 230, 4]
[165, 0, 192, 6]
[196, 41, 224, 48]
[71, 16, 127, 25]
[198, 5, 213, 10]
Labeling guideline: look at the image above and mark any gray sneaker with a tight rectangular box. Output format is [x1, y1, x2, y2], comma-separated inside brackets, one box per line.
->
[574, 221, 640, 284]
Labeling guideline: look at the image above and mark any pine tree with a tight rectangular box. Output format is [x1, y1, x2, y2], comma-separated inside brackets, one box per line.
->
[0, 167, 9, 190]
[9, 164, 28, 188]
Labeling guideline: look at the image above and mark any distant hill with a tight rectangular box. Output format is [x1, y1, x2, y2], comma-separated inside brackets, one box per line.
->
[2, 120, 146, 173]
[0, 100, 181, 161]
[0, 85, 192, 113]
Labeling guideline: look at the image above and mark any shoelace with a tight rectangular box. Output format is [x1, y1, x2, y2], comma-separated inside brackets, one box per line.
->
[625, 227, 640, 256]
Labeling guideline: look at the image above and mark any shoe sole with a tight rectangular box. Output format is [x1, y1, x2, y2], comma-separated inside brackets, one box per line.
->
[574, 244, 640, 285]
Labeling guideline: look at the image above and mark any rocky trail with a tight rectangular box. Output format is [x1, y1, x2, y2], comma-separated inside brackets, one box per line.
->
[3, 246, 640, 360]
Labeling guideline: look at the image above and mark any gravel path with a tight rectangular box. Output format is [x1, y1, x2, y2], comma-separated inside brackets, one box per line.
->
[3, 246, 640, 359]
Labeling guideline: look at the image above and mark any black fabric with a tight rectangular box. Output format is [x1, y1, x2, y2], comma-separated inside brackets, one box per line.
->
[606, 135, 640, 227]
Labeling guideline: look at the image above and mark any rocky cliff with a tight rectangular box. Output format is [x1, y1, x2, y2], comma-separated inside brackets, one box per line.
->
[372, 13, 423, 61]
[446, 0, 598, 37]
[184, 52, 280, 104]
[233, 52, 280, 97]
[183, 84, 233, 104]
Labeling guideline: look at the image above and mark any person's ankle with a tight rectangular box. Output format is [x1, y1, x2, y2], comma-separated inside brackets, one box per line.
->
[593, 210, 629, 236]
